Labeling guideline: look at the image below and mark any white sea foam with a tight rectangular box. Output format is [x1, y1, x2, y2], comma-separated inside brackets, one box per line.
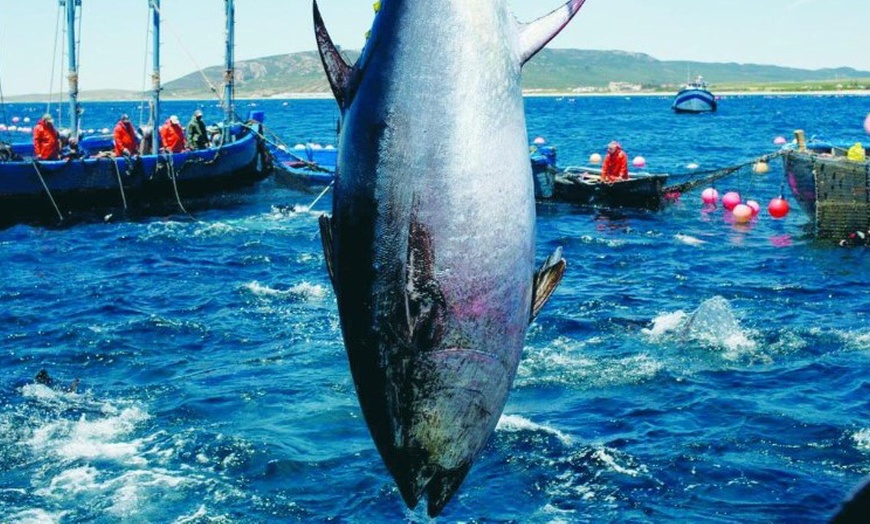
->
[646, 296, 758, 360]
[839, 330, 870, 351]
[592, 446, 648, 478]
[6, 509, 68, 524]
[244, 280, 328, 300]
[853, 428, 870, 451]
[643, 310, 688, 337]
[28, 406, 150, 464]
[674, 233, 706, 246]
[174, 505, 210, 524]
[193, 222, 236, 237]
[519, 337, 663, 388]
[496, 414, 573, 446]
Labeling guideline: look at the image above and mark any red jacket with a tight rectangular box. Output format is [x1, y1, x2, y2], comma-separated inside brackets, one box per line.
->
[159, 120, 186, 153]
[601, 147, 628, 183]
[33, 118, 60, 160]
[113, 121, 139, 156]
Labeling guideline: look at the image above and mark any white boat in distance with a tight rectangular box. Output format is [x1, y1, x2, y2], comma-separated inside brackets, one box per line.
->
[672, 75, 718, 113]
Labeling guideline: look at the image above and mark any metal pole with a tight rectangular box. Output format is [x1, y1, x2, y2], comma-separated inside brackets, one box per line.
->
[223, 0, 235, 140]
[64, 0, 80, 138]
[150, 0, 161, 154]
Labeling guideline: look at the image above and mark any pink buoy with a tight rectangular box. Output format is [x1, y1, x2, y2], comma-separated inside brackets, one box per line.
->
[865, 113, 870, 135]
[768, 197, 790, 219]
[589, 152, 602, 164]
[773, 136, 787, 145]
[632, 156, 646, 168]
[722, 191, 741, 211]
[732, 203, 753, 223]
[11, 116, 20, 123]
[746, 199, 761, 216]
[533, 136, 547, 145]
[701, 187, 719, 205]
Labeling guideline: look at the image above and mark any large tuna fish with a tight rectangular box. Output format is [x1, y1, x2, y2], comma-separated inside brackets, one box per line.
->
[314, 0, 584, 516]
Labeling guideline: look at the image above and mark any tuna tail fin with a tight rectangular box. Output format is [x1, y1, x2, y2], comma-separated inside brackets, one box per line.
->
[518, 0, 588, 66]
[531, 246, 566, 321]
[313, 0, 353, 108]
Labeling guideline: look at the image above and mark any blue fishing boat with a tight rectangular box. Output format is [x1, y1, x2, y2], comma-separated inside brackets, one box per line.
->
[672, 75, 717, 113]
[271, 142, 337, 188]
[0, 0, 270, 226]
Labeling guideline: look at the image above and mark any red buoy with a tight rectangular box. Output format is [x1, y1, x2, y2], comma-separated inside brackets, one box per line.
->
[768, 197, 790, 219]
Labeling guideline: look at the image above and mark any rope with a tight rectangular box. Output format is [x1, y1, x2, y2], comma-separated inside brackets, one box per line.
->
[244, 122, 334, 173]
[306, 180, 335, 210]
[149, 3, 223, 105]
[111, 157, 129, 210]
[0, 55, 9, 142]
[47, 5, 63, 117]
[662, 151, 785, 196]
[162, 153, 190, 216]
[31, 161, 64, 222]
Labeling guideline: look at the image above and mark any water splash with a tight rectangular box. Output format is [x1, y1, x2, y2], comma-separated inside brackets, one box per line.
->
[645, 296, 758, 360]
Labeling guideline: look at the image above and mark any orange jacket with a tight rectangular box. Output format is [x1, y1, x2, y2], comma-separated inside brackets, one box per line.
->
[113, 121, 139, 156]
[33, 118, 60, 160]
[601, 147, 628, 183]
[159, 120, 186, 153]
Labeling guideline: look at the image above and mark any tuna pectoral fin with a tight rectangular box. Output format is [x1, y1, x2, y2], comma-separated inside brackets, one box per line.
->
[531, 246, 566, 321]
[313, 0, 352, 108]
[318, 214, 335, 285]
[518, 0, 588, 66]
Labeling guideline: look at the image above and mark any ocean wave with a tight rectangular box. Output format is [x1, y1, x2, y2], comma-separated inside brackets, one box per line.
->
[518, 337, 663, 389]
[243, 280, 328, 300]
[853, 428, 870, 451]
[644, 296, 759, 360]
[497, 414, 573, 446]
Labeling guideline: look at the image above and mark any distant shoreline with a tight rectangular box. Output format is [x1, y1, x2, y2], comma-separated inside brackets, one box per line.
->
[4, 89, 870, 103]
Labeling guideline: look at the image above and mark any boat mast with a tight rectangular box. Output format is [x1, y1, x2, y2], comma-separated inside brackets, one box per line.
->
[150, 0, 160, 154]
[223, 0, 235, 138]
[64, 0, 81, 138]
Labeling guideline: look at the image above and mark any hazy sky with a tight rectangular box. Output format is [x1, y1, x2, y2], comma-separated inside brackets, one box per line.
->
[1, 0, 868, 96]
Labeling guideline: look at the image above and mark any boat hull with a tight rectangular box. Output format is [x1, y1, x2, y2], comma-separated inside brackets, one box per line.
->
[782, 148, 870, 238]
[549, 171, 668, 209]
[672, 88, 717, 113]
[0, 126, 268, 225]
[271, 145, 337, 189]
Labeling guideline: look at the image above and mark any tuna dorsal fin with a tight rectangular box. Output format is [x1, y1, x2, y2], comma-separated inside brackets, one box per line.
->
[313, 0, 353, 109]
[318, 214, 335, 286]
[518, 0, 588, 66]
[531, 246, 566, 321]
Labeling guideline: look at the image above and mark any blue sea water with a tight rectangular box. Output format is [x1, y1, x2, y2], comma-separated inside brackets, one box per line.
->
[1, 95, 869, 523]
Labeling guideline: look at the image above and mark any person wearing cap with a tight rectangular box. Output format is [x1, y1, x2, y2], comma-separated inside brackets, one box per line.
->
[186, 109, 209, 150]
[113, 114, 139, 157]
[601, 140, 628, 183]
[33, 113, 60, 160]
[159, 115, 186, 153]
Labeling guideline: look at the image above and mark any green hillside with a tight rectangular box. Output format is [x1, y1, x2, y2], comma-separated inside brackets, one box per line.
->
[7, 48, 869, 102]
[161, 48, 869, 98]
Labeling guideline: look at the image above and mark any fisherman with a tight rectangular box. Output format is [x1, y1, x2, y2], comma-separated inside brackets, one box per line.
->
[601, 140, 629, 183]
[113, 114, 139, 157]
[186, 109, 209, 150]
[32, 113, 60, 160]
[159, 115, 186, 153]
